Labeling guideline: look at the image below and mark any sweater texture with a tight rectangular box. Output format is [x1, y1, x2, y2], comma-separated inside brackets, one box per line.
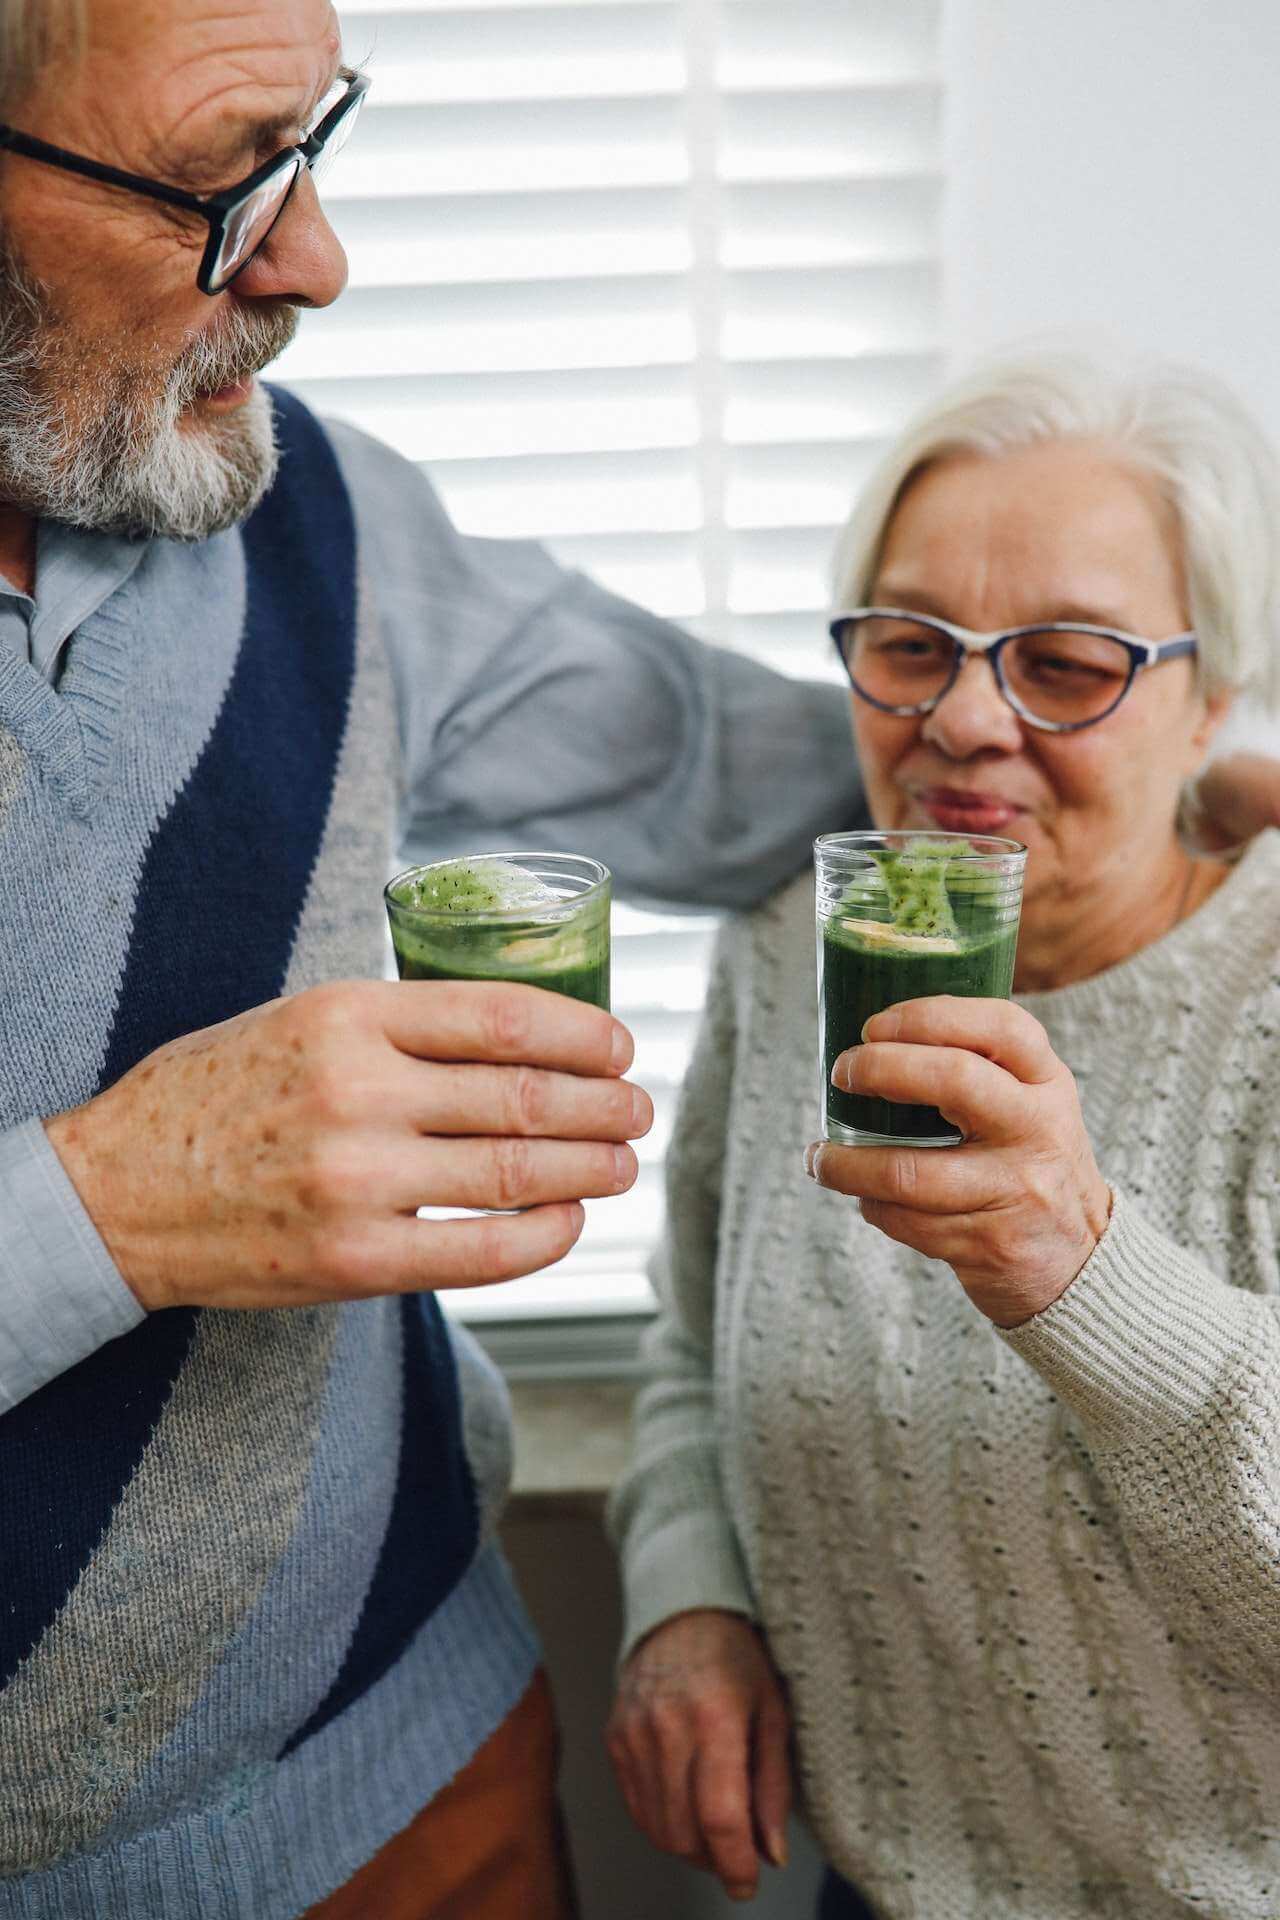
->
[0, 390, 535, 1917]
[611, 832, 1280, 1920]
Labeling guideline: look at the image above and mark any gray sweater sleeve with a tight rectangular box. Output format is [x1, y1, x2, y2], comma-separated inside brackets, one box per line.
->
[607, 923, 756, 1658]
[323, 416, 865, 909]
[0, 1120, 144, 1413]
[1002, 1186, 1280, 1690]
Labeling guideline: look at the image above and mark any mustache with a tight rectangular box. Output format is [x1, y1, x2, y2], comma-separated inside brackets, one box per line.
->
[169, 303, 300, 407]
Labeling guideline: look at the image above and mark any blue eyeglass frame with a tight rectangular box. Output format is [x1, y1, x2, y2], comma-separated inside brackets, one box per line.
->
[828, 606, 1199, 734]
[0, 68, 369, 296]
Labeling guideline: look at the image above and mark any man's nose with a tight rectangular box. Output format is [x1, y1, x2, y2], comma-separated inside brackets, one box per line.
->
[920, 652, 1024, 758]
[229, 168, 349, 310]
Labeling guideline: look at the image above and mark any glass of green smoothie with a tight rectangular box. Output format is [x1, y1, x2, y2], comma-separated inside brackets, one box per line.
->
[384, 852, 611, 1008]
[816, 830, 1027, 1147]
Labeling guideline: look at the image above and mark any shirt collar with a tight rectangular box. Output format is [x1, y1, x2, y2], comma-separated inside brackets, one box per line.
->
[0, 520, 147, 682]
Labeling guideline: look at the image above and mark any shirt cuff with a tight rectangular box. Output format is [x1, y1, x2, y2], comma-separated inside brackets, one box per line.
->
[0, 1118, 145, 1412]
[617, 1508, 758, 1667]
[998, 1186, 1258, 1452]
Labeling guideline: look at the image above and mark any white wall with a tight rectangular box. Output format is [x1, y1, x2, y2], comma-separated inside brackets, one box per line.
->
[942, 0, 1280, 754]
[943, 0, 1280, 444]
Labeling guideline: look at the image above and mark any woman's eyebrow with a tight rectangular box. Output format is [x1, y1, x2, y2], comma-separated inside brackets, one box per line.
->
[872, 584, 1140, 629]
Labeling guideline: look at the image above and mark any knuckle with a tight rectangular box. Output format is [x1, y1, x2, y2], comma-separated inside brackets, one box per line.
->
[885, 1153, 920, 1206]
[956, 1053, 987, 1108]
[294, 980, 360, 1038]
[305, 1058, 359, 1123]
[458, 1213, 516, 1285]
[315, 1225, 380, 1294]
[691, 1687, 743, 1734]
[509, 1066, 550, 1135]
[480, 986, 532, 1058]
[294, 1135, 360, 1216]
[647, 1698, 688, 1746]
[701, 1805, 744, 1843]
[491, 1136, 534, 1210]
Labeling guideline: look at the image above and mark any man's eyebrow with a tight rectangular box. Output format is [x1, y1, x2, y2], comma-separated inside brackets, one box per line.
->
[214, 60, 349, 162]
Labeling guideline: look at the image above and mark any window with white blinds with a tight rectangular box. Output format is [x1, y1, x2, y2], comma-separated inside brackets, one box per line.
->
[281, 0, 944, 1329]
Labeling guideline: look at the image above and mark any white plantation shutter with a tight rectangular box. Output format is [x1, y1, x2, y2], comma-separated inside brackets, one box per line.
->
[283, 0, 944, 1338]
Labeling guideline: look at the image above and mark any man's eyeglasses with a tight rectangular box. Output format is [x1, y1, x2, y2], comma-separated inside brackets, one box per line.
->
[829, 607, 1198, 734]
[0, 68, 369, 296]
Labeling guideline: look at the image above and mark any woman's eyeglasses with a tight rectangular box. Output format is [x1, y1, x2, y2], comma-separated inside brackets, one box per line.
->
[830, 607, 1198, 733]
[0, 68, 369, 296]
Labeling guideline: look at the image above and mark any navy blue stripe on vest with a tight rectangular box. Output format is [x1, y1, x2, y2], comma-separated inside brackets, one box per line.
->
[280, 1293, 479, 1757]
[0, 388, 358, 1689]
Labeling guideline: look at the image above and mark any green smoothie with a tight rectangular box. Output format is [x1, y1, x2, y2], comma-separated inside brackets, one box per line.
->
[815, 833, 1025, 1146]
[385, 855, 611, 1009]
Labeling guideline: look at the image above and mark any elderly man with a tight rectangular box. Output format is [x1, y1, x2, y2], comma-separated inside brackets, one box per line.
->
[0, 2, 1274, 1917]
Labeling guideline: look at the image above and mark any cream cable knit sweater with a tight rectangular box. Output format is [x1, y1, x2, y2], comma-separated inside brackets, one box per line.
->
[610, 830, 1280, 1920]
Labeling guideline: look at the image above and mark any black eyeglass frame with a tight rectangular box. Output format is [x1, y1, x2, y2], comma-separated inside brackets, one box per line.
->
[0, 68, 369, 297]
[829, 605, 1199, 734]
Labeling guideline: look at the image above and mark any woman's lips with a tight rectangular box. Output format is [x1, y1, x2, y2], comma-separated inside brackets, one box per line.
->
[917, 787, 1021, 834]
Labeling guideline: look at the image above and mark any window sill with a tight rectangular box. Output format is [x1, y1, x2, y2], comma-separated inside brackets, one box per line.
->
[467, 1307, 653, 1382]
[508, 1376, 637, 1515]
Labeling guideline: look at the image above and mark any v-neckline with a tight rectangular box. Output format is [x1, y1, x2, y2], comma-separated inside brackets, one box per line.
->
[0, 650, 88, 814]
[0, 567, 140, 818]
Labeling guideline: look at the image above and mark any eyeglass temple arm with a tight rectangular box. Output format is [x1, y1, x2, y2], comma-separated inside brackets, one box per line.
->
[0, 122, 208, 215]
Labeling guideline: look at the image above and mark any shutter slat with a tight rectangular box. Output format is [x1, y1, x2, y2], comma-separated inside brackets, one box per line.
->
[336, 0, 941, 1317]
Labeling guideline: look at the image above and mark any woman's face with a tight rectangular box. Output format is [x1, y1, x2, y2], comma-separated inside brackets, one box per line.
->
[852, 440, 1228, 932]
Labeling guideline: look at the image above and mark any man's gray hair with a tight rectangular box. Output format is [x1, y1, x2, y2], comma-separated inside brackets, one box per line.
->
[832, 348, 1280, 713]
[0, 0, 87, 113]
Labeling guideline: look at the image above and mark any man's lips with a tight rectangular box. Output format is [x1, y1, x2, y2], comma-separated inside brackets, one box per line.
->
[197, 378, 255, 411]
[916, 786, 1022, 832]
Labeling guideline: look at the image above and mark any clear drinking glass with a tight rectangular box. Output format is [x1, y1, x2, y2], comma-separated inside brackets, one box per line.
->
[816, 830, 1027, 1147]
[384, 852, 611, 1009]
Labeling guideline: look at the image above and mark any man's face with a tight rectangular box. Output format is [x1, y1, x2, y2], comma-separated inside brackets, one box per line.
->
[0, 0, 349, 539]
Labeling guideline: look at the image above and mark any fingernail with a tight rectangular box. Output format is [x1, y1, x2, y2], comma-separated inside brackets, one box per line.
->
[768, 1828, 790, 1869]
[614, 1146, 635, 1191]
[629, 1086, 652, 1136]
[728, 1887, 756, 1904]
[831, 1050, 855, 1092]
[804, 1143, 822, 1180]
[610, 1024, 632, 1073]
[863, 1008, 900, 1042]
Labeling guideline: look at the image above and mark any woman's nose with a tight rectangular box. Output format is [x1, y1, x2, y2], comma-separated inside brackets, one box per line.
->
[230, 168, 349, 310]
[920, 653, 1024, 758]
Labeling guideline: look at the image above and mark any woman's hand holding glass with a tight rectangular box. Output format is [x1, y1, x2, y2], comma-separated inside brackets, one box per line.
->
[606, 1609, 793, 1904]
[806, 995, 1112, 1328]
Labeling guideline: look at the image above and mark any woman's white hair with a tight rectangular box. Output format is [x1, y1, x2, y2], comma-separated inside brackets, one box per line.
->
[832, 349, 1280, 714]
[0, 0, 87, 113]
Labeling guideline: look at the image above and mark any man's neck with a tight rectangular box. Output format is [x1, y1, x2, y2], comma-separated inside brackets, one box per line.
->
[0, 505, 37, 598]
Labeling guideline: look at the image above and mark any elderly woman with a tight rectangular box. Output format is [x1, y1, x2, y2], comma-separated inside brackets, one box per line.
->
[606, 353, 1280, 1919]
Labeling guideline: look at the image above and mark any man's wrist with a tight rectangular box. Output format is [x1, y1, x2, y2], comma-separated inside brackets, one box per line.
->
[44, 1106, 157, 1313]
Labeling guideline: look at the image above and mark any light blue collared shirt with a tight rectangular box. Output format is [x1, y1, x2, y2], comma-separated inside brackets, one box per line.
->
[0, 521, 145, 682]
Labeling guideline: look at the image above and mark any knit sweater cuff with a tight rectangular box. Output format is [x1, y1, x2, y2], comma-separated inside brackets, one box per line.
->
[999, 1186, 1257, 1452]
[619, 1508, 757, 1666]
[0, 1117, 145, 1414]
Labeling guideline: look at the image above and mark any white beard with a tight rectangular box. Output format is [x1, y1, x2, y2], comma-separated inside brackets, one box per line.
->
[0, 249, 297, 541]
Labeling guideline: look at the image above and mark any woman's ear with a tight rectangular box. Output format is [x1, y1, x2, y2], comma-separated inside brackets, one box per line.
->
[1188, 686, 1234, 762]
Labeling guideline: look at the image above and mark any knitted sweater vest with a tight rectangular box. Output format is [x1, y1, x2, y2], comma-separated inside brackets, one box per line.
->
[0, 392, 531, 1917]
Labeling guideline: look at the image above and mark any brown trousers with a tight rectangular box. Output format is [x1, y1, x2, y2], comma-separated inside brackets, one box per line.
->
[302, 1670, 579, 1920]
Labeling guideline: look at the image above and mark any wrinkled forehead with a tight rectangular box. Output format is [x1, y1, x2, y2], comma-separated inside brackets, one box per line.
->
[875, 442, 1188, 624]
[53, 0, 342, 164]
